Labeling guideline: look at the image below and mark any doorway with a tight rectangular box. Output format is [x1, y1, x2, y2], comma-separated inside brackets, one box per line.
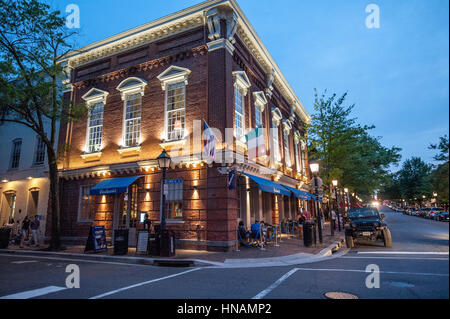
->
[117, 184, 138, 247]
[27, 188, 40, 218]
[1, 191, 16, 224]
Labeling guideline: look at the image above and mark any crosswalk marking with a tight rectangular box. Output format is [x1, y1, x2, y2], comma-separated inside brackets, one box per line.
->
[11, 260, 38, 264]
[0, 286, 67, 299]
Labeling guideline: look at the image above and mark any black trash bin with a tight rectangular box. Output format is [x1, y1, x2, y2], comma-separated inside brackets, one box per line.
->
[160, 230, 176, 257]
[148, 233, 160, 256]
[303, 221, 315, 247]
[0, 228, 11, 249]
[114, 229, 129, 255]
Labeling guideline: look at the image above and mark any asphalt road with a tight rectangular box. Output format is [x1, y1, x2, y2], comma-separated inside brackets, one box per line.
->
[0, 206, 448, 300]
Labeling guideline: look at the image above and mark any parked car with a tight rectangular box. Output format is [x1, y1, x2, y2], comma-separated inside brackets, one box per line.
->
[434, 212, 449, 222]
[345, 207, 392, 248]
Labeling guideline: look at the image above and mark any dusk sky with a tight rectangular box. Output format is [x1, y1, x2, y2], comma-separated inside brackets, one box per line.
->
[46, 0, 449, 170]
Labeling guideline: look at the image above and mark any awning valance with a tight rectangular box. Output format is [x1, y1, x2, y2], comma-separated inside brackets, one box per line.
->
[90, 176, 140, 196]
[243, 173, 291, 196]
[282, 185, 313, 200]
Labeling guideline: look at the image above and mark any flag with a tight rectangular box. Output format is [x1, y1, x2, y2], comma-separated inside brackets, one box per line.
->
[228, 169, 236, 190]
[246, 127, 266, 160]
[203, 120, 215, 161]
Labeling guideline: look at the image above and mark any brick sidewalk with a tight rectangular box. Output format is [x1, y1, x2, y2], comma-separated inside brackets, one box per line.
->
[5, 222, 344, 263]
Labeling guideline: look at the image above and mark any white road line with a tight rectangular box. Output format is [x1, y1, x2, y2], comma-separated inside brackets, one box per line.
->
[341, 256, 448, 261]
[252, 268, 299, 300]
[294, 268, 449, 277]
[89, 268, 202, 299]
[11, 260, 38, 264]
[357, 251, 449, 255]
[0, 254, 155, 268]
[0, 286, 67, 299]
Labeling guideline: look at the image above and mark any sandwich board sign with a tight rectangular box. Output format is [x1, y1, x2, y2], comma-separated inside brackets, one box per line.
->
[84, 226, 107, 253]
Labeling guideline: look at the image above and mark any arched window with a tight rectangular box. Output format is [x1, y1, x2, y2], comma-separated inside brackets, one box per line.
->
[116, 77, 147, 148]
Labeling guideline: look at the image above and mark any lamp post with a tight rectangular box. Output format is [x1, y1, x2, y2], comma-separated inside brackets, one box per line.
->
[332, 180, 339, 233]
[157, 149, 171, 234]
[310, 161, 322, 244]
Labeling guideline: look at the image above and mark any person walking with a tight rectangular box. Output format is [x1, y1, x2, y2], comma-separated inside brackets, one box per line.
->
[30, 215, 40, 247]
[331, 209, 337, 230]
[19, 216, 30, 248]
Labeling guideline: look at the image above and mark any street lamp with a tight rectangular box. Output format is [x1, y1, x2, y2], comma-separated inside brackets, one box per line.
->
[310, 160, 322, 244]
[332, 180, 340, 232]
[157, 149, 171, 250]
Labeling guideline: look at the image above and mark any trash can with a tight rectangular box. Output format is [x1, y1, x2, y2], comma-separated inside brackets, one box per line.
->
[303, 221, 315, 247]
[148, 233, 160, 256]
[160, 230, 176, 257]
[0, 228, 11, 249]
[114, 229, 129, 255]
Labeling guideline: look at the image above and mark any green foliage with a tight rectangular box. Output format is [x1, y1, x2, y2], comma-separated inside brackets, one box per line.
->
[429, 135, 449, 162]
[397, 157, 433, 201]
[307, 89, 401, 199]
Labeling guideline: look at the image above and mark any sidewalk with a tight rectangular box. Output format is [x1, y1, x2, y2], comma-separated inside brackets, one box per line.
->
[1, 222, 345, 268]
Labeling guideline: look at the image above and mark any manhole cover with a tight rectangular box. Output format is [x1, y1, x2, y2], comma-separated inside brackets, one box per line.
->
[324, 292, 359, 299]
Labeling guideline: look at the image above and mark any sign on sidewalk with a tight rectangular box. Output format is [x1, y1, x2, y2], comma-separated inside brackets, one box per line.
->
[84, 226, 107, 253]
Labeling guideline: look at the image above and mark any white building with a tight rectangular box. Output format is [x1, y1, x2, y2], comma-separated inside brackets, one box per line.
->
[0, 120, 59, 237]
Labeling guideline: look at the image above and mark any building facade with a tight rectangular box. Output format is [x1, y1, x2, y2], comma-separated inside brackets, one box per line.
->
[53, 0, 314, 251]
[0, 120, 58, 237]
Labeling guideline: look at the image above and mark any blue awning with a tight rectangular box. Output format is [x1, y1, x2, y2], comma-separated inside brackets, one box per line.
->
[243, 173, 291, 196]
[282, 185, 313, 200]
[90, 176, 140, 196]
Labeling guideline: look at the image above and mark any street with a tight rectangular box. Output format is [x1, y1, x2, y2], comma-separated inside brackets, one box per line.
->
[0, 206, 448, 299]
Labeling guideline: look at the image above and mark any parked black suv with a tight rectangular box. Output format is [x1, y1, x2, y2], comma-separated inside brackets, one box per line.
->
[344, 207, 392, 248]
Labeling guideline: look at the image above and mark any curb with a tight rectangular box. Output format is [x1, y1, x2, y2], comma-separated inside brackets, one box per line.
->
[0, 239, 346, 268]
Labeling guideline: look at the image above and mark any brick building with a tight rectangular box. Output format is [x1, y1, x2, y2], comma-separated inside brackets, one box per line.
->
[52, 0, 315, 251]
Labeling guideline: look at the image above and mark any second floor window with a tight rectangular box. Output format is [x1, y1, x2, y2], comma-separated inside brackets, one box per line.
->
[123, 93, 142, 147]
[272, 123, 281, 162]
[87, 102, 104, 153]
[255, 106, 262, 128]
[235, 87, 245, 142]
[301, 142, 307, 176]
[10, 139, 22, 169]
[166, 82, 186, 141]
[283, 131, 291, 168]
[34, 136, 46, 165]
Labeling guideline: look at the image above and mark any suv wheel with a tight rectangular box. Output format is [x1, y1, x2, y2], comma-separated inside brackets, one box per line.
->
[383, 228, 392, 248]
[345, 235, 355, 249]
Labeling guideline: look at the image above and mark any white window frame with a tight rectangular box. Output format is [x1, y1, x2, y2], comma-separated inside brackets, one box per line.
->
[165, 179, 183, 221]
[33, 135, 46, 166]
[82, 88, 109, 154]
[294, 130, 303, 174]
[165, 82, 186, 142]
[116, 77, 147, 148]
[122, 93, 142, 148]
[232, 71, 251, 143]
[282, 119, 292, 168]
[271, 108, 282, 163]
[10, 138, 22, 169]
[253, 91, 267, 128]
[157, 66, 191, 142]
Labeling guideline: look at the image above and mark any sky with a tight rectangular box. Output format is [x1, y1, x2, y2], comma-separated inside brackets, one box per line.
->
[44, 0, 449, 169]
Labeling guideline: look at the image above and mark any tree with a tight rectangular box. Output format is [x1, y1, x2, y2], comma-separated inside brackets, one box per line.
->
[0, 0, 80, 250]
[397, 157, 432, 202]
[429, 135, 449, 162]
[308, 89, 401, 200]
[429, 135, 449, 206]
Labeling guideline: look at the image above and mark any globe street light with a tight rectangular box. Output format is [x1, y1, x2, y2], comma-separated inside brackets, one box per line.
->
[310, 160, 322, 244]
[332, 180, 340, 232]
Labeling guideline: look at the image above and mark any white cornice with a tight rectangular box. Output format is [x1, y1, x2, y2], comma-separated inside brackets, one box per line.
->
[61, 0, 311, 123]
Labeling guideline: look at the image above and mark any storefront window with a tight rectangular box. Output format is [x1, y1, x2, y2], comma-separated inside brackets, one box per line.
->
[165, 179, 183, 220]
[78, 186, 94, 222]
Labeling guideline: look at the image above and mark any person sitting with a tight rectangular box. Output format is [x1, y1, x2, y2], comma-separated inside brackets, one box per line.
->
[238, 221, 250, 242]
[250, 220, 260, 239]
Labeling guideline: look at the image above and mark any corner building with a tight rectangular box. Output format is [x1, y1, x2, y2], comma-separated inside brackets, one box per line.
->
[52, 0, 315, 251]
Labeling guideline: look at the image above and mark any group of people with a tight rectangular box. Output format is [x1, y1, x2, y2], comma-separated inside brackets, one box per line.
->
[4, 215, 41, 248]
